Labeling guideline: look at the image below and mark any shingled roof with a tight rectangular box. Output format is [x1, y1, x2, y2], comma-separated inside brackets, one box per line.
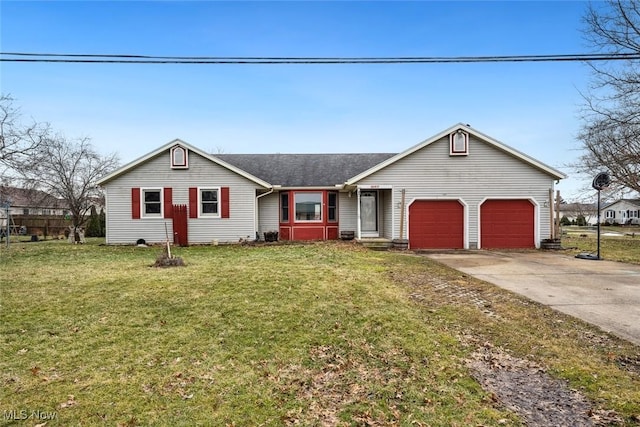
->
[215, 153, 396, 187]
[0, 186, 67, 209]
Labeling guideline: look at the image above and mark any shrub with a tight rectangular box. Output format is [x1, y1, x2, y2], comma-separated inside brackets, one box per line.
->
[576, 215, 587, 226]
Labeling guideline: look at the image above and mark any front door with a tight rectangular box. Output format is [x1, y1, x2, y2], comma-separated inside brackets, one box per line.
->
[360, 190, 378, 237]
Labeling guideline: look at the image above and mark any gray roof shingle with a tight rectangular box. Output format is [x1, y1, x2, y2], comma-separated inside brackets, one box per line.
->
[216, 153, 396, 187]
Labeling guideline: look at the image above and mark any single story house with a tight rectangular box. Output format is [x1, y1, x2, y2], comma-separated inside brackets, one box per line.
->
[601, 198, 640, 225]
[558, 202, 597, 225]
[97, 123, 566, 249]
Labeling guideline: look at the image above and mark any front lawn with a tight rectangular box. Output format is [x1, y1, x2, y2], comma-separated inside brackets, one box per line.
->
[1, 240, 638, 426]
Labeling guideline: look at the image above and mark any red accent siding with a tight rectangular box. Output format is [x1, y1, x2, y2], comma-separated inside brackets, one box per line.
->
[221, 187, 230, 218]
[189, 187, 198, 219]
[131, 188, 140, 219]
[279, 227, 291, 240]
[409, 200, 464, 249]
[293, 226, 325, 240]
[164, 188, 173, 218]
[277, 190, 340, 241]
[481, 199, 534, 249]
[327, 227, 338, 240]
[172, 204, 189, 246]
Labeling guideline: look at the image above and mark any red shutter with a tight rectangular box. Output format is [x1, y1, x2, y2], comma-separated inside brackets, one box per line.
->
[131, 188, 140, 219]
[221, 187, 230, 218]
[164, 188, 173, 218]
[189, 187, 198, 218]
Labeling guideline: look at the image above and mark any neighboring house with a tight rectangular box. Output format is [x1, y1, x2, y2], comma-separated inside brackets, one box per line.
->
[558, 202, 597, 225]
[97, 123, 566, 249]
[601, 199, 640, 225]
[0, 186, 68, 217]
[0, 187, 70, 236]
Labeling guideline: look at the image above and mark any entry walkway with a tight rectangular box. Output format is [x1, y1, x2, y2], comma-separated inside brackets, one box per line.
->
[425, 251, 640, 346]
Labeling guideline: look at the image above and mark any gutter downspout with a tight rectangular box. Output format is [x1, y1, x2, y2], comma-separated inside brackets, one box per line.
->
[255, 188, 275, 240]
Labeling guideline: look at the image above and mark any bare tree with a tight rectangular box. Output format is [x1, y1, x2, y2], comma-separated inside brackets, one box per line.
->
[23, 135, 119, 237]
[577, 1, 640, 194]
[0, 95, 50, 186]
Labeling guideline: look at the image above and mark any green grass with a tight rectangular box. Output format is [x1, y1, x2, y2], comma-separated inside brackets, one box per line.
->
[561, 226, 640, 264]
[1, 240, 639, 426]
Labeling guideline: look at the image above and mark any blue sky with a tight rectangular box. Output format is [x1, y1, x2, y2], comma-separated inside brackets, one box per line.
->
[1, 1, 596, 199]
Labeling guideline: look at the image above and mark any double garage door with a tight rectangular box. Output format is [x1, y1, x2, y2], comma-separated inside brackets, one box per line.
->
[408, 199, 534, 249]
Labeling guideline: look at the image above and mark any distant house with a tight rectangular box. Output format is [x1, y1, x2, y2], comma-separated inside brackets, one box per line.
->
[0, 187, 69, 236]
[601, 199, 640, 225]
[0, 187, 68, 216]
[558, 202, 597, 225]
[97, 123, 566, 249]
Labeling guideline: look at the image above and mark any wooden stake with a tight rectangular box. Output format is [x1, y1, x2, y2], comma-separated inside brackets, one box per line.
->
[165, 222, 172, 259]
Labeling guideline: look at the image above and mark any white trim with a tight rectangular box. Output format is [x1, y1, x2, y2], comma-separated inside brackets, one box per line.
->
[449, 130, 469, 156]
[198, 186, 221, 219]
[358, 184, 393, 190]
[345, 123, 566, 185]
[104, 190, 110, 244]
[359, 189, 380, 237]
[170, 145, 189, 169]
[293, 191, 323, 223]
[406, 197, 469, 249]
[477, 197, 540, 249]
[97, 139, 271, 188]
[140, 187, 164, 219]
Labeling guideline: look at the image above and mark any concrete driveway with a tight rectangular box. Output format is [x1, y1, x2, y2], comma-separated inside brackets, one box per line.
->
[425, 251, 640, 347]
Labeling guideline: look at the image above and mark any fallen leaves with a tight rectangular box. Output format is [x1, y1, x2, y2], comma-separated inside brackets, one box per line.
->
[59, 394, 76, 409]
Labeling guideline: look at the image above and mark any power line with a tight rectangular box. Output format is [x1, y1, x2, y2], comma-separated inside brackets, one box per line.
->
[2, 51, 640, 64]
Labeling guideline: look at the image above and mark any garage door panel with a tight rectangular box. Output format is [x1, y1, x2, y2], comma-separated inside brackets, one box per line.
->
[409, 200, 464, 249]
[481, 199, 534, 249]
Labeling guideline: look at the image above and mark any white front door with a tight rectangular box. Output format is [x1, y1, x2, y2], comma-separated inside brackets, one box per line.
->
[360, 190, 378, 237]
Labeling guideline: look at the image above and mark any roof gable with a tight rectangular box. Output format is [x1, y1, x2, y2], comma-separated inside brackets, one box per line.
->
[345, 123, 566, 185]
[602, 198, 640, 209]
[96, 139, 271, 188]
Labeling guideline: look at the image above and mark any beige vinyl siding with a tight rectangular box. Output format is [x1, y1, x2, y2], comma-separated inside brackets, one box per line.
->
[355, 135, 556, 247]
[338, 192, 358, 234]
[103, 150, 264, 244]
[380, 190, 393, 239]
[258, 192, 280, 237]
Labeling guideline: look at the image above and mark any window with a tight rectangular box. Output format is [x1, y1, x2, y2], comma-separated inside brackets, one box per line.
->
[171, 145, 189, 169]
[142, 189, 163, 217]
[450, 130, 469, 156]
[328, 192, 338, 222]
[605, 210, 615, 219]
[23, 208, 30, 215]
[281, 192, 289, 222]
[295, 192, 322, 221]
[200, 188, 219, 217]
